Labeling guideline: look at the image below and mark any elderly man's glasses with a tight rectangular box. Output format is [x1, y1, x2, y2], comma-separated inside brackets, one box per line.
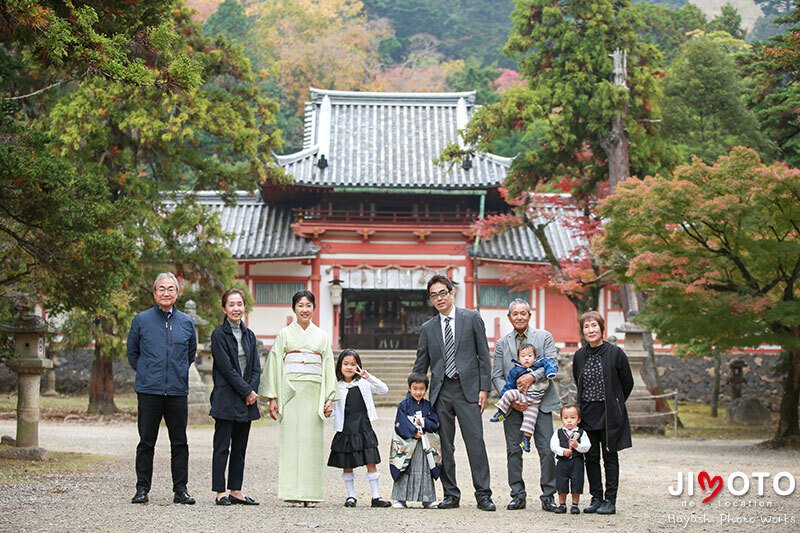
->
[429, 289, 451, 300]
[156, 287, 177, 295]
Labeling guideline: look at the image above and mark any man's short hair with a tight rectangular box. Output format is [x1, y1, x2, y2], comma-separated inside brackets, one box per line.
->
[426, 274, 454, 293]
[508, 298, 531, 315]
[152, 272, 179, 292]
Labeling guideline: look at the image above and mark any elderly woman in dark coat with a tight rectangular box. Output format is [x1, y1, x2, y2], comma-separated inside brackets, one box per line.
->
[209, 288, 261, 506]
[572, 311, 633, 516]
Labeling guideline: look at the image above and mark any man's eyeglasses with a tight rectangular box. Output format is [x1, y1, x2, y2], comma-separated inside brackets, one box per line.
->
[428, 289, 451, 300]
[156, 287, 177, 295]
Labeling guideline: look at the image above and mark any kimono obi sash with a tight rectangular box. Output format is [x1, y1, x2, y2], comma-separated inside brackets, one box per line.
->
[284, 349, 322, 375]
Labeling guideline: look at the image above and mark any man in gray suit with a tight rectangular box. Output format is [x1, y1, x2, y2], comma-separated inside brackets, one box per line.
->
[413, 275, 496, 511]
[491, 298, 561, 512]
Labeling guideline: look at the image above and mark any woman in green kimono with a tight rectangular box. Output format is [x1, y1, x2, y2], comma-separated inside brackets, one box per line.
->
[260, 290, 338, 506]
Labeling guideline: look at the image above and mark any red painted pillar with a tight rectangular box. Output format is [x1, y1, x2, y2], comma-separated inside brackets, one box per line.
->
[311, 256, 321, 325]
[332, 266, 341, 350]
[464, 258, 475, 309]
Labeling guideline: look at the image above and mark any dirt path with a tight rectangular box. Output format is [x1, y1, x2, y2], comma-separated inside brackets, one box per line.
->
[1, 408, 798, 532]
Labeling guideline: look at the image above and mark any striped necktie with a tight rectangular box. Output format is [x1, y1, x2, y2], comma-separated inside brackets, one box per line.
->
[444, 317, 457, 378]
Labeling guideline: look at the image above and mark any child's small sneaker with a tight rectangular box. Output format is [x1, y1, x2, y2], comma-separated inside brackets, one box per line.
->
[422, 500, 438, 509]
[570, 504, 580, 514]
[489, 409, 506, 423]
[392, 501, 407, 508]
[520, 435, 531, 453]
[554, 504, 567, 514]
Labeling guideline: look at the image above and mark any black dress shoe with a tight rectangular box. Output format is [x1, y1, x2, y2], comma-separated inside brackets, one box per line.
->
[437, 496, 460, 509]
[229, 494, 259, 505]
[583, 498, 603, 513]
[371, 497, 392, 508]
[597, 500, 616, 514]
[477, 499, 496, 511]
[173, 491, 196, 505]
[344, 497, 357, 508]
[506, 497, 526, 510]
[215, 496, 232, 506]
[131, 490, 148, 504]
[541, 498, 559, 512]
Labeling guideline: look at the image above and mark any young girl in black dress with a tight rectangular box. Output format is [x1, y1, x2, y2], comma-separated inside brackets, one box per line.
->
[328, 349, 391, 507]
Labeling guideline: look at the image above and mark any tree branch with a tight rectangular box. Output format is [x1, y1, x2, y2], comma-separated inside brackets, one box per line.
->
[2, 80, 69, 101]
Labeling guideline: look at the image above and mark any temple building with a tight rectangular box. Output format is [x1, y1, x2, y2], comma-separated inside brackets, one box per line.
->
[195, 88, 625, 353]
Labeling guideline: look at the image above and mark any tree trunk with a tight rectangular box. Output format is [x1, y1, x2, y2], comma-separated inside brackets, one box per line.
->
[88, 321, 118, 415]
[775, 348, 800, 440]
[710, 353, 721, 418]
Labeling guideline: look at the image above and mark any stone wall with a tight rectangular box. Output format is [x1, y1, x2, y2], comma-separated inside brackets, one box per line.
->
[0, 349, 136, 394]
[656, 353, 783, 411]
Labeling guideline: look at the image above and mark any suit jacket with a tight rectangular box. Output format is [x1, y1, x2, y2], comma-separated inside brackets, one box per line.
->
[209, 318, 262, 422]
[492, 326, 561, 413]
[412, 307, 491, 406]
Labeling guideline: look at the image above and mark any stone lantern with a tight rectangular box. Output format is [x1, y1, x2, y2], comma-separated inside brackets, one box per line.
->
[615, 321, 658, 430]
[183, 300, 210, 424]
[1, 312, 52, 459]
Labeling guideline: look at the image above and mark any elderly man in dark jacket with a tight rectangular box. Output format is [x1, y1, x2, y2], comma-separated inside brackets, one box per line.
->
[127, 272, 197, 505]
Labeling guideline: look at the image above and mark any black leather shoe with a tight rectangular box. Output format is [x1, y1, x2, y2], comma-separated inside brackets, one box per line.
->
[541, 498, 559, 512]
[215, 496, 231, 506]
[583, 498, 603, 513]
[229, 494, 259, 505]
[597, 500, 616, 515]
[583, 498, 603, 514]
[131, 490, 148, 504]
[554, 504, 567, 514]
[477, 498, 496, 511]
[371, 497, 391, 508]
[344, 497, 357, 507]
[570, 504, 581, 514]
[173, 491, 196, 505]
[506, 497, 526, 510]
[437, 496, 460, 509]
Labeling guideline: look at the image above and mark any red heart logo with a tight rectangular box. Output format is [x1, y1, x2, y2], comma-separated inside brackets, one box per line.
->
[698, 471, 723, 503]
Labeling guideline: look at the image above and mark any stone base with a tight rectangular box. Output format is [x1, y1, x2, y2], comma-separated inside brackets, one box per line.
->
[0, 445, 51, 461]
[727, 397, 771, 426]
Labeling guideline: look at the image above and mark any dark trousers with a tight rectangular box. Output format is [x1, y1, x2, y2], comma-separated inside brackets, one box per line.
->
[503, 408, 557, 501]
[584, 428, 619, 503]
[212, 418, 252, 493]
[135, 393, 189, 493]
[436, 377, 492, 502]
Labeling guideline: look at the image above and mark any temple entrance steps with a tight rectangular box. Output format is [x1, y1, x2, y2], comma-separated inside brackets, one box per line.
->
[355, 350, 418, 406]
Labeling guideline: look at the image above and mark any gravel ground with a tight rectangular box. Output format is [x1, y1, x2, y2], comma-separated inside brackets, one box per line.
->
[1, 408, 799, 533]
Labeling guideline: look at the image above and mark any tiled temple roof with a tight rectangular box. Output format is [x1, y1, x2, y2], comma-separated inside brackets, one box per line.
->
[274, 88, 511, 190]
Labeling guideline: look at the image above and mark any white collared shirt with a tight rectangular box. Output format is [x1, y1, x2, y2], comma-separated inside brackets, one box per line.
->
[439, 307, 456, 345]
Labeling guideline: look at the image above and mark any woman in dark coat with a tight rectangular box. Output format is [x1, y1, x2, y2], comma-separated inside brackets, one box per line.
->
[572, 311, 633, 516]
[210, 288, 261, 506]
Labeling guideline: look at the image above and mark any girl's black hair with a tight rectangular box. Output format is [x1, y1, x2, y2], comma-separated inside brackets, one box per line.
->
[291, 290, 316, 310]
[335, 349, 362, 382]
[407, 372, 429, 389]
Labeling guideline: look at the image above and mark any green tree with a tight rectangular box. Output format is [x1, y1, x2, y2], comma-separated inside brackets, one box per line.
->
[661, 32, 769, 163]
[633, 2, 708, 61]
[204, 0, 253, 42]
[599, 147, 800, 443]
[0, 120, 133, 314]
[45, 4, 281, 413]
[445, 59, 501, 104]
[746, 1, 800, 167]
[450, 0, 672, 198]
[707, 3, 747, 39]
